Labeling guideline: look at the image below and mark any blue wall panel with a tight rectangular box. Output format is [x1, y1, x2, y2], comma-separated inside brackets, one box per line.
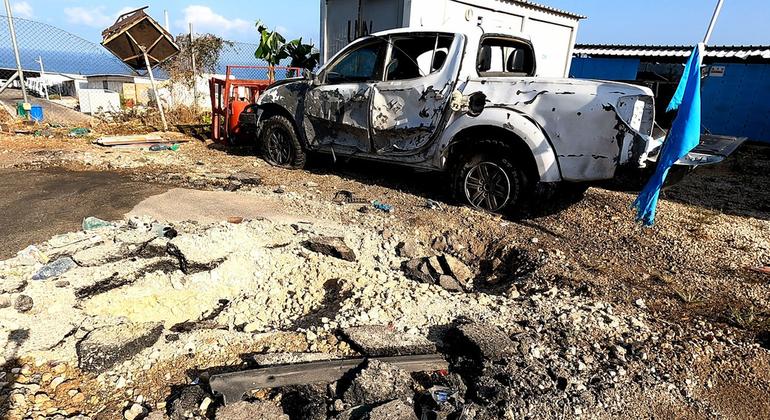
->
[569, 57, 640, 81]
[701, 63, 770, 143]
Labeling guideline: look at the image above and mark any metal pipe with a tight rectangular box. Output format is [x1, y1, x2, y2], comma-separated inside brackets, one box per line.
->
[143, 51, 169, 131]
[190, 22, 197, 109]
[164, 10, 170, 32]
[4, 0, 29, 107]
[36, 56, 49, 100]
[703, 0, 725, 44]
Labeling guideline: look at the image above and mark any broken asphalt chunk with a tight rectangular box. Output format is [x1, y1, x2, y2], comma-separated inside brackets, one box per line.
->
[76, 322, 163, 373]
[304, 237, 357, 262]
[340, 326, 436, 357]
[445, 323, 516, 362]
[343, 359, 415, 407]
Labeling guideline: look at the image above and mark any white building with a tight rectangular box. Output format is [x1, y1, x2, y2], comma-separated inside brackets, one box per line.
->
[320, 0, 585, 77]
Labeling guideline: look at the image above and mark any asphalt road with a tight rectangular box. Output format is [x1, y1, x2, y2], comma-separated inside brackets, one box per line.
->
[0, 168, 167, 259]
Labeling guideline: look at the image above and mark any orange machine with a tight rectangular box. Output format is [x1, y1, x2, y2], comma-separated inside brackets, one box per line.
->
[209, 65, 301, 144]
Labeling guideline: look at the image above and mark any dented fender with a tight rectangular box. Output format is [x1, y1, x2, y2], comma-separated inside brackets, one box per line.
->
[437, 107, 562, 183]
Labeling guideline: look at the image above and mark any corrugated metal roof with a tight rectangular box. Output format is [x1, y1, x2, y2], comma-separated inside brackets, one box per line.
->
[574, 44, 770, 60]
[506, 0, 586, 19]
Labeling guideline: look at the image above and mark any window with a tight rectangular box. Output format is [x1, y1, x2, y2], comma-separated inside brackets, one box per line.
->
[386, 34, 454, 81]
[477, 37, 535, 76]
[326, 40, 386, 83]
[102, 80, 109, 90]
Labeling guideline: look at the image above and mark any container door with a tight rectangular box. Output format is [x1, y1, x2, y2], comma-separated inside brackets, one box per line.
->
[370, 33, 463, 154]
[360, 0, 404, 35]
[325, 0, 361, 60]
[304, 38, 388, 153]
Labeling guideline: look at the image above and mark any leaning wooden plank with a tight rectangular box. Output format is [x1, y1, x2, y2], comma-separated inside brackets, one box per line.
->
[210, 354, 448, 405]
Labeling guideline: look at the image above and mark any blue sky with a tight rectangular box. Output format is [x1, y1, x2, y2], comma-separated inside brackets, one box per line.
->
[8, 0, 770, 46]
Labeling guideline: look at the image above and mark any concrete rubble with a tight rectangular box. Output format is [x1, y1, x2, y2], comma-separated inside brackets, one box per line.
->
[0, 212, 767, 419]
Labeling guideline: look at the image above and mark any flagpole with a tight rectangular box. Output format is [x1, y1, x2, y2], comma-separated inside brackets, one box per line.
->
[703, 0, 725, 44]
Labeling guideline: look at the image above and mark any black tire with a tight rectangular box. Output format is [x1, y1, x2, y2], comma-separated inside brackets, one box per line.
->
[452, 139, 530, 214]
[259, 115, 306, 169]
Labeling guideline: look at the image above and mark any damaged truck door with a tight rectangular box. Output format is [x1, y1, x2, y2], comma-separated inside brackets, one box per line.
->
[303, 38, 387, 153]
[370, 33, 462, 154]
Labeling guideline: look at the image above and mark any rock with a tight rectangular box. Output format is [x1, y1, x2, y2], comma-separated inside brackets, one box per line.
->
[169, 385, 206, 420]
[228, 172, 262, 186]
[216, 401, 289, 420]
[50, 376, 66, 391]
[395, 241, 421, 259]
[431, 236, 448, 253]
[14, 295, 34, 312]
[224, 181, 242, 192]
[343, 360, 415, 406]
[32, 257, 78, 280]
[76, 322, 163, 373]
[401, 258, 437, 284]
[340, 326, 436, 357]
[367, 400, 417, 420]
[445, 323, 516, 362]
[303, 237, 357, 262]
[124, 403, 147, 420]
[438, 275, 463, 292]
[305, 181, 319, 188]
[335, 406, 371, 420]
[145, 412, 168, 420]
[0, 277, 28, 294]
[0, 294, 11, 309]
[55, 280, 70, 288]
[440, 255, 474, 285]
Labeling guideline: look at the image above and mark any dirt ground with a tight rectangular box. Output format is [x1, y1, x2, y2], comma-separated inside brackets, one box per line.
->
[0, 125, 768, 419]
[0, 168, 168, 259]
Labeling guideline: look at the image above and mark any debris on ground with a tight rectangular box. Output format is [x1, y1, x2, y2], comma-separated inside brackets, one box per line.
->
[343, 359, 415, 407]
[82, 216, 113, 231]
[402, 254, 475, 292]
[340, 326, 436, 357]
[68, 127, 90, 137]
[303, 236, 357, 262]
[372, 201, 393, 213]
[30, 256, 77, 280]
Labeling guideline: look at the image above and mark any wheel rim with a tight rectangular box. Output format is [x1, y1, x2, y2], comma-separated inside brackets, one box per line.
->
[266, 127, 293, 165]
[464, 162, 512, 212]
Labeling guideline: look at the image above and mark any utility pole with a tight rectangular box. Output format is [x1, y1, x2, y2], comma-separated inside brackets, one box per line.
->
[703, 0, 725, 44]
[4, 0, 29, 114]
[164, 10, 170, 32]
[35, 56, 49, 100]
[189, 22, 197, 109]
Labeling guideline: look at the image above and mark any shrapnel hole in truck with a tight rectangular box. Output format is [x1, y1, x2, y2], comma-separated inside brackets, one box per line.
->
[238, 24, 741, 214]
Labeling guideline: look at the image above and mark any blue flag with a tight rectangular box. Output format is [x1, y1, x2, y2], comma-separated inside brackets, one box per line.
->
[633, 44, 704, 226]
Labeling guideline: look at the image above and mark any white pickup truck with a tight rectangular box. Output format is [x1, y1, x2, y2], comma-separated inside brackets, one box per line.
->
[241, 27, 741, 213]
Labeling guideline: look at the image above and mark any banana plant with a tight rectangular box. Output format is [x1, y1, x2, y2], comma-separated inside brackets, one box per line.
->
[255, 21, 319, 81]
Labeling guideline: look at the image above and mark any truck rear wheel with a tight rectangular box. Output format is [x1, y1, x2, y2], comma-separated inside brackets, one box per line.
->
[453, 140, 530, 214]
[259, 115, 306, 169]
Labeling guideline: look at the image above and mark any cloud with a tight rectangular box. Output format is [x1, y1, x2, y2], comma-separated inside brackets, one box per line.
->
[63, 6, 142, 29]
[12, 1, 33, 19]
[179, 5, 252, 37]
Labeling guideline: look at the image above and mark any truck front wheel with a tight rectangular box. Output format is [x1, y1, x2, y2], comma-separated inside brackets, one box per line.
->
[453, 141, 530, 214]
[258, 115, 306, 169]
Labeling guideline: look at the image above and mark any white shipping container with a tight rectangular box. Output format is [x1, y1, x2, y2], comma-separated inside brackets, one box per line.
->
[320, 0, 584, 77]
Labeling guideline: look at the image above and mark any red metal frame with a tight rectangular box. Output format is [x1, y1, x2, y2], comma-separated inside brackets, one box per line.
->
[209, 65, 302, 144]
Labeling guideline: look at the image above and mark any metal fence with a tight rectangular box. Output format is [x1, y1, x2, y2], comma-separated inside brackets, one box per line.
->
[0, 15, 133, 76]
[0, 15, 283, 80]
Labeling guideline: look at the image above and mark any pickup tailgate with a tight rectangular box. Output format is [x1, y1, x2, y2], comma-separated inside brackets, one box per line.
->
[676, 134, 747, 166]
